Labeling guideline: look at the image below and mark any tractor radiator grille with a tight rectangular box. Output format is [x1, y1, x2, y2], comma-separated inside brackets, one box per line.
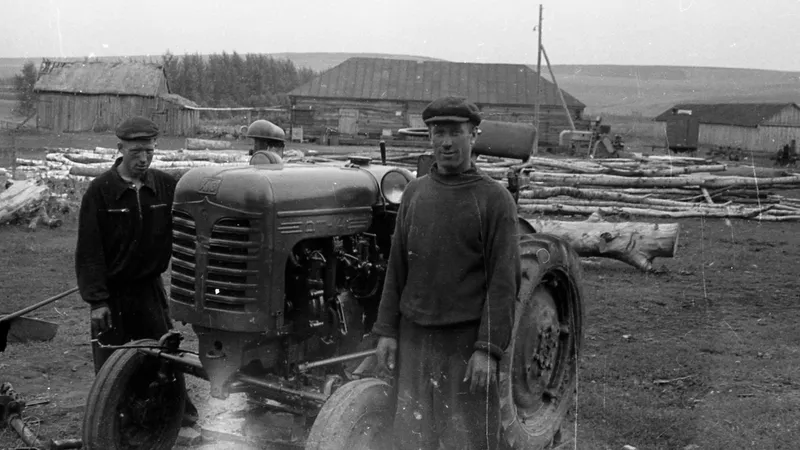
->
[170, 210, 197, 306]
[204, 218, 260, 311]
[169, 213, 261, 311]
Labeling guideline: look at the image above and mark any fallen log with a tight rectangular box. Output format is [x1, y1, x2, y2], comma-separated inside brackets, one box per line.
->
[185, 138, 232, 150]
[519, 203, 774, 219]
[631, 153, 712, 164]
[524, 183, 703, 196]
[519, 186, 734, 208]
[518, 198, 744, 211]
[522, 213, 680, 272]
[13, 158, 43, 167]
[61, 153, 113, 164]
[67, 161, 248, 178]
[528, 172, 800, 189]
[753, 214, 800, 221]
[0, 179, 50, 226]
[523, 157, 727, 177]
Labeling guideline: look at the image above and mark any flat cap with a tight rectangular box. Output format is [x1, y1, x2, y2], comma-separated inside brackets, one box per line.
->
[422, 96, 482, 126]
[115, 116, 160, 140]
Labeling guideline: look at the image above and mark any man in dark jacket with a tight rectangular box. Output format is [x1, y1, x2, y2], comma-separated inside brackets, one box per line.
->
[372, 97, 522, 449]
[75, 116, 197, 423]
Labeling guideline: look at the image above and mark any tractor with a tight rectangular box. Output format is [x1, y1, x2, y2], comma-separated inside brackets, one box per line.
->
[82, 120, 585, 450]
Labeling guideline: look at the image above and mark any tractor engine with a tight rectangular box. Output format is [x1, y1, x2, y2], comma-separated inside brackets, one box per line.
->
[167, 160, 410, 399]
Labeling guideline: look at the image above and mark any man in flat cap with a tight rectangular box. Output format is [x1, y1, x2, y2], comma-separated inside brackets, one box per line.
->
[75, 115, 198, 424]
[373, 96, 521, 449]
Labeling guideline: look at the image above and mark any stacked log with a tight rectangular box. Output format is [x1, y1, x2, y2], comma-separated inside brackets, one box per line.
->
[184, 138, 232, 150]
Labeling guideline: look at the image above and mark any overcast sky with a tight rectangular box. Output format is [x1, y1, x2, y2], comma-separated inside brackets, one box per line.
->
[3, 0, 800, 71]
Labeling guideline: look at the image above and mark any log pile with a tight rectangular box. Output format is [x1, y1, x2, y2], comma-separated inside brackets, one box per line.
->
[7, 148, 800, 221]
[8, 147, 256, 181]
[515, 155, 800, 221]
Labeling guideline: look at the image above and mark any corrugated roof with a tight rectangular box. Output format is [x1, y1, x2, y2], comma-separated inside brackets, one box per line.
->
[653, 103, 800, 127]
[287, 57, 585, 107]
[34, 59, 165, 96]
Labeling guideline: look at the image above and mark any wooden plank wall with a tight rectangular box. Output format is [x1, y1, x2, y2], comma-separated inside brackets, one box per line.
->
[36, 93, 158, 133]
[699, 124, 759, 151]
[757, 126, 800, 152]
[36, 93, 198, 136]
[292, 97, 585, 145]
[699, 123, 800, 154]
[292, 98, 409, 138]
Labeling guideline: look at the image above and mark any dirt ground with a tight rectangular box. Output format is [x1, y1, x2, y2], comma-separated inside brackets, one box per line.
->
[1, 131, 799, 449]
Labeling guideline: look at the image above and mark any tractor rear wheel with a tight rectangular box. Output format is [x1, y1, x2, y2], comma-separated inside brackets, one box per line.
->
[499, 233, 585, 449]
[305, 378, 393, 450]
[82, 339, 186, 450]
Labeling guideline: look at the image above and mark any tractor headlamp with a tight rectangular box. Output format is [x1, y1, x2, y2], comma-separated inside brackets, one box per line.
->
[380, 170, 409, 205]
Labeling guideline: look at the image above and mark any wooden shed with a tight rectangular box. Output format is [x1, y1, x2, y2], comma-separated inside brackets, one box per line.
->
[654, 103, 800, 154]
[286, 57, 586, 145]
[33, 59, 200, 136]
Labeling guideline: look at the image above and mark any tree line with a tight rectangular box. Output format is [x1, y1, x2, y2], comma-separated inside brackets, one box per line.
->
[11, 51, 318, 117]
[161, 51, 317, 108]
[12, 61, 38, 117]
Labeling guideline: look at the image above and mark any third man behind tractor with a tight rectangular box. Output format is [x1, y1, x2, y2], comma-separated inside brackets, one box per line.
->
[246, 119, 286, 158]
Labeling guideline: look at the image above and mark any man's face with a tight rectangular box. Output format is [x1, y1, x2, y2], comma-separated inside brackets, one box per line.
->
[118, 139, 156, 178]
[429, 122, 477, 174]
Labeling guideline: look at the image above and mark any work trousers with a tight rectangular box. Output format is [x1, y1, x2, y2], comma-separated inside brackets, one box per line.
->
[90, 276, 172, 374]
[391, 317, 504, 450]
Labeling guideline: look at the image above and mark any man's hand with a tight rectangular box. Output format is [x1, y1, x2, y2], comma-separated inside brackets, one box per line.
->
[375, 336, 398, 374]
[464, 350, 498, 393]
[90, 304, 112, 334]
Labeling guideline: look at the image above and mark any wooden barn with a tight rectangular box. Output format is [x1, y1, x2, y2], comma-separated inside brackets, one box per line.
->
[33, 60, 200, 136]
[286, 57, 586, 145]
[654, 103, 800, 153]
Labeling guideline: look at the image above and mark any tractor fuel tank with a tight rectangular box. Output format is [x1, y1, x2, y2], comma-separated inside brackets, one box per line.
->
[472, 120, 536, 162]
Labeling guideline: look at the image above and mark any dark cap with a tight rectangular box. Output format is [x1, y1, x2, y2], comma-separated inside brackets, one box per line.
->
[422, 96, 482, 126]
[115, 116, 160, 140]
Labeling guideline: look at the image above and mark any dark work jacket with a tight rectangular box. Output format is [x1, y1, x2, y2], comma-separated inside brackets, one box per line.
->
[372, 162, 522, 360]
[75, 158, 177, 308]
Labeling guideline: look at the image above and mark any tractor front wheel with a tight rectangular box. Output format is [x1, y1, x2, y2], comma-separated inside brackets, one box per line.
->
[499, 233, 585, 449]
[82, 339, 186, 450]
[305, 378, 394, 450]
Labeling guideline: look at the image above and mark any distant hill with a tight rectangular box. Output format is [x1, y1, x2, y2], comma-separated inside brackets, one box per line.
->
[546, 64, 800, 117]
[2, 53, 799, 118]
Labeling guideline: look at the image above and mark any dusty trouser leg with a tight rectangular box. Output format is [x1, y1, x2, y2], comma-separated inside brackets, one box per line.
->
[432, 324, 502, 450]
[391, 318, 503, 450]
[392, 317, 438, 450]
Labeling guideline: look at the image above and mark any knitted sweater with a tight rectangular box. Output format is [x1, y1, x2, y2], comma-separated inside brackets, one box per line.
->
[372, 162, 522, 360]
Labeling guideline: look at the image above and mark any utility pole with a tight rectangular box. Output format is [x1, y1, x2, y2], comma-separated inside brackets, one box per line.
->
[531, 4, 543, 156]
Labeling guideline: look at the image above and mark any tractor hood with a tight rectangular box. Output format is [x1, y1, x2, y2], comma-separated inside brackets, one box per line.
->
[174, 163, 383, 214]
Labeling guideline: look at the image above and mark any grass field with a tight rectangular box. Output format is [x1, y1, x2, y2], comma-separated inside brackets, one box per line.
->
[1, 127, 798, 449]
